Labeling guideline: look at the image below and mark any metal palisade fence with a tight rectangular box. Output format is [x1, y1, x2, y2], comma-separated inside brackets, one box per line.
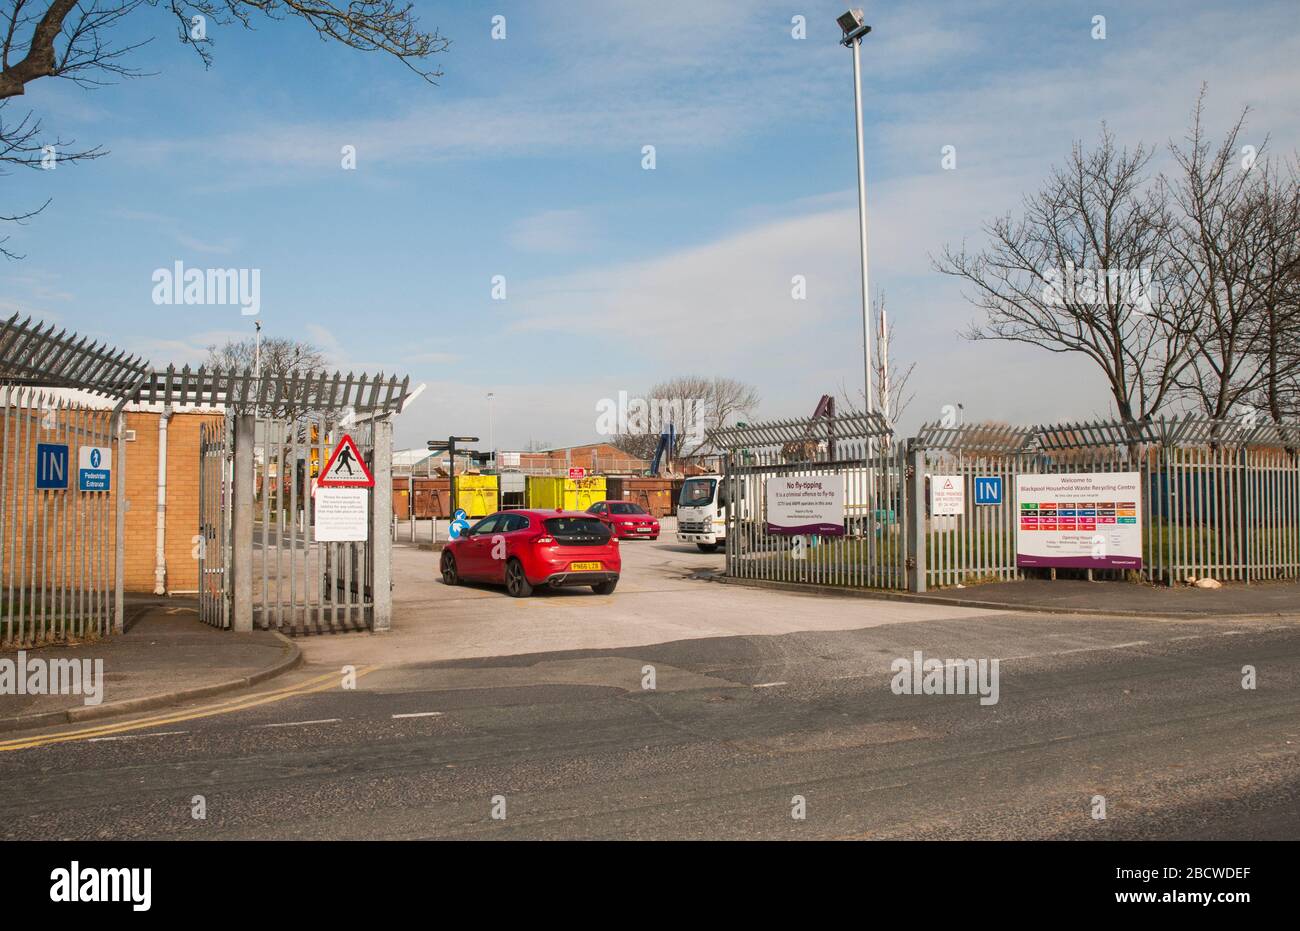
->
[915, 417, 1300, 589]
[716, 413, 1300, 593]
[716, 412, 909, 590]
[1, 387, 116, 646]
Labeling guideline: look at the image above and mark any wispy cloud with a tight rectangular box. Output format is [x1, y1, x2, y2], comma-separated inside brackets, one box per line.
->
[507, 209, 598, 254]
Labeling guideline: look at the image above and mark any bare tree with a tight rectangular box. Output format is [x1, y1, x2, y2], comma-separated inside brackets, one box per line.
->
[206, 334, 326, 378]
[1, 0, 450, 255]
[936, 126, 1195, 429]
[1159, 91, 1289, 418]
[609, 375, 759, 461]
[205, 334, 331, 420]
[1160, 92, 1300, 420]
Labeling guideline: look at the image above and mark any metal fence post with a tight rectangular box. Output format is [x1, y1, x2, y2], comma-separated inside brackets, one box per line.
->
[114, 410, 127, 633]
[372, 416, 393, 631]
[232, 412, 254, 632]
[906, 439, 927, 592]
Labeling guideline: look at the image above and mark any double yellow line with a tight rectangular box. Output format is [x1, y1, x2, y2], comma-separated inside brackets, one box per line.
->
[0, 665, 377, 752]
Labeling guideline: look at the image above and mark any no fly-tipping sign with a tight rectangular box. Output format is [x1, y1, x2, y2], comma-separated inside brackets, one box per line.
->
[317, 434, 374, 488]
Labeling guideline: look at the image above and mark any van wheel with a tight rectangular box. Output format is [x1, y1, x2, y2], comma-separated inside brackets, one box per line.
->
[591, 578, 618, 595]
[440, 551, 459, 585]
[505, 559, 534, 598]
[696, 542, 720, 553]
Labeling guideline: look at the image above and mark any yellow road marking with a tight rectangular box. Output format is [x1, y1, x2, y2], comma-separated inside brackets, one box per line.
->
[0, 666, 378, 752]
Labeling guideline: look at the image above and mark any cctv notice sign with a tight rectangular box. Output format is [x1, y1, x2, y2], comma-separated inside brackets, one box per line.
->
[765, 475, 845, 536]
[930, 475, 965, 516]
[1016, 472, 1142, 570]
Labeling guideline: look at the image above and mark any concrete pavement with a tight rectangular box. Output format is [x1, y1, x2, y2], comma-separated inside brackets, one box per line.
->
[860, 576, 1300, 618]
[0, 599, 299, 732]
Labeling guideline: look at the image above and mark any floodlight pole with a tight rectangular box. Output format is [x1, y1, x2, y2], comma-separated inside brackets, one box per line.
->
[848, 30, 873, 420]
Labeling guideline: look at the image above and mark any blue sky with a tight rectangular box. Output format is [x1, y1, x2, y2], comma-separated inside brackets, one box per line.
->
[4, 0, 1299, 449]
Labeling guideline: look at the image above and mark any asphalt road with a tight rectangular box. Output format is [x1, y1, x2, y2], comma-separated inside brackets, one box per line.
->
[2, 539, 1297, 840]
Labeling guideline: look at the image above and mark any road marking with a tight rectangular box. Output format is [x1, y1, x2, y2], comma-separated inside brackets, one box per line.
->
[753, 681, 787, 688]
[0, 666, 378, 752]
[253, 718, 341, 729]
[1002, 640, 1151, 661]
[391, 711, 444, 719]
[86, 731, 188, 743]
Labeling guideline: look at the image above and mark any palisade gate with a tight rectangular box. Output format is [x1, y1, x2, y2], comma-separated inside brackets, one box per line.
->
[193, 368, 407, 634]
[713, 412, 910, 590]
[716, 410, 1300, 593]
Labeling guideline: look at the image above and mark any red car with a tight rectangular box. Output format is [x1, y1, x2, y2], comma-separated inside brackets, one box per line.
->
[587, 500, 661, 540]
[439, 509, 621, 597]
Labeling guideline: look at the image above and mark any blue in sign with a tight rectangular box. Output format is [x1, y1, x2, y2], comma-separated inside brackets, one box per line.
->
[974, 476, 1003, 506]
[36, 443, 69, 490]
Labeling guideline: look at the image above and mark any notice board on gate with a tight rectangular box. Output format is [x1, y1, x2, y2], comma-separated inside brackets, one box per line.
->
[1015, 472, 1142, 570]
[765, 475, 845, 536]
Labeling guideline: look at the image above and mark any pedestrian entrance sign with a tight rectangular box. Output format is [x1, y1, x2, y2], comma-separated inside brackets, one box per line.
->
[317, 434, 374, 487]
[78, 445, 111, 492]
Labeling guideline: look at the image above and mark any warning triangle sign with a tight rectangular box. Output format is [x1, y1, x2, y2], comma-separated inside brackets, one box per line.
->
[317, 434, 374, 487]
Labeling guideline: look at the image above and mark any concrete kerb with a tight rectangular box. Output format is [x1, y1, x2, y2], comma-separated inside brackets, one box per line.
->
[0, 632, 303, 734]
[712, 574, 1295, 622]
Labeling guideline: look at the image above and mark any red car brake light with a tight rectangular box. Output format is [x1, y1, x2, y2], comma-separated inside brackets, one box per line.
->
[535, 535, 555, 544]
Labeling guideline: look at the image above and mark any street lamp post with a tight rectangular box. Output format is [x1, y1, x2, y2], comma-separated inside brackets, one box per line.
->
[487, 392, 496, 469]
[837, 9, 874, 417]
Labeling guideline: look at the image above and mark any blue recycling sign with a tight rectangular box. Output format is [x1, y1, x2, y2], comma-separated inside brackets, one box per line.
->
[78, 445, 112, 492]
[974, 476, 1003, 506]
[36, 443, 69, 490]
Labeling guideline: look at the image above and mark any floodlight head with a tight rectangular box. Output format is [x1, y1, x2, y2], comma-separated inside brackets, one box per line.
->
[837, 9, 871, 45]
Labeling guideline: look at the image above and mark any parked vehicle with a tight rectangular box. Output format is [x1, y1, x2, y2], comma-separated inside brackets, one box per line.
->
[675, 475, 731, 552]
[587, 500, 660, 540]
[439, 509, 620, 597]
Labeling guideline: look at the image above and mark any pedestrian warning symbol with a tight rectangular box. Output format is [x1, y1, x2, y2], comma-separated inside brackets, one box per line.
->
[317, 434, 374, 487]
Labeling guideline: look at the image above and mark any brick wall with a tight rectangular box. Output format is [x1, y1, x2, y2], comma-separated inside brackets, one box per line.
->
[120, 411, 221, 593]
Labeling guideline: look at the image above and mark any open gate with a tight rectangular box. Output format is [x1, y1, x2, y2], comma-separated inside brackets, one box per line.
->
[713, 412, 909, 590]
[197, 411, 390, 635]
[253, 414, 375, 634]
[198, 417, 232, 629]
